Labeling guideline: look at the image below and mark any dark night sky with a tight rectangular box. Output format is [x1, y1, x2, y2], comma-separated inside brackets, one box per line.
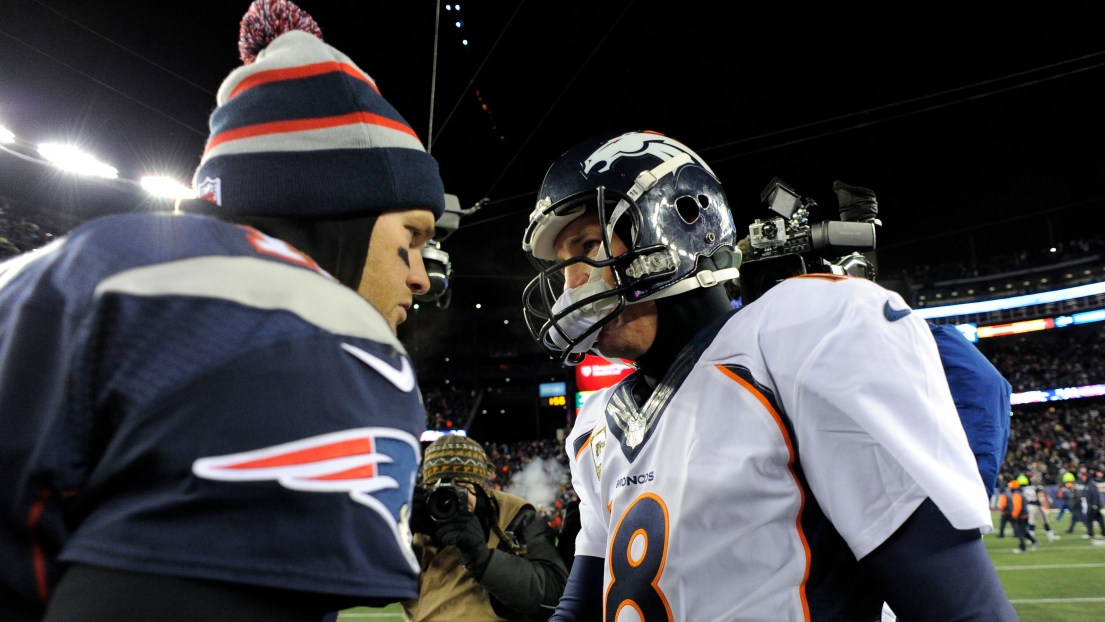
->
[3, 0, 1105, 316]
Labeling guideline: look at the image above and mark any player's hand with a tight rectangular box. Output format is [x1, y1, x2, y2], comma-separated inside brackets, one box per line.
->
[436, 513, 491, 577]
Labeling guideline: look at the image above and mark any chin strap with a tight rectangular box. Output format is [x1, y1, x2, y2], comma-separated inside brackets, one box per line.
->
[636, 266, 740, 303]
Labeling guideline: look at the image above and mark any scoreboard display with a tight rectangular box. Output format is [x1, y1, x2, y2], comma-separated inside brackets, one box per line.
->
[574, 355, 635, 414]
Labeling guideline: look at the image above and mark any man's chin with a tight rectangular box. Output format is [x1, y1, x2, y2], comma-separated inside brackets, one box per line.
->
[594, 333, 635, 362]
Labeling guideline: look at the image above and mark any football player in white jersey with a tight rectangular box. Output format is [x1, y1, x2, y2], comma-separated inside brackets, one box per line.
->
[521, 131, 1016, 621]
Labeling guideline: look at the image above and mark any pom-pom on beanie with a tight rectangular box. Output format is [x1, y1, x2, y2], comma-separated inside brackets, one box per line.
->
[193, 0, 445, 220]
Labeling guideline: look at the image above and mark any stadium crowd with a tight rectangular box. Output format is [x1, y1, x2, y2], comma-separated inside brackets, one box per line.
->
[979, 325, 1105, 392]
[0, 199, 64, 258]
[1000, 403, 1105, 489]
[484, 439, 575, 527]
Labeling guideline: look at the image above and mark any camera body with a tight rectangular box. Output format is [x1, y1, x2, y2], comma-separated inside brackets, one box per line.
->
[413, 194, 486, 309]
[414, 479, 472, 528]
[739, 177, 880, 305]
[748, 216, 789, 250]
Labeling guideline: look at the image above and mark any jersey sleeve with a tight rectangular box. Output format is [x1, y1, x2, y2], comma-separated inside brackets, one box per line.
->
[564, 399, 611, 560]
[760, 277, 992, 559]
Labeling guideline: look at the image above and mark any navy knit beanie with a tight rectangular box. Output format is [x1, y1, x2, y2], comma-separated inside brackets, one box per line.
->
[192, 0, 445, 220]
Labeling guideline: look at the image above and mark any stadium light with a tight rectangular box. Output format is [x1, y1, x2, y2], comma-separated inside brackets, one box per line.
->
[37, 143, 118, 179]
[141, 175, 196, 200]
[915, 281, 1105, 319]
[0, 126, 14, 144]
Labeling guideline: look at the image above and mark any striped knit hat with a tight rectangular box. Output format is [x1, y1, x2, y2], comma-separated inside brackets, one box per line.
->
[421, 435, 493, 492]
[192, 0, 445, 219]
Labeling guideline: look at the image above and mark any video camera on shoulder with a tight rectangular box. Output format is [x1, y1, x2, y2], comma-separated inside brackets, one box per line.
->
[739, 177, 880, 305]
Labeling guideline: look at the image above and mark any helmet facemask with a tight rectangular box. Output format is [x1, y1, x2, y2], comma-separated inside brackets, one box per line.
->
[522, 186, 671, 365]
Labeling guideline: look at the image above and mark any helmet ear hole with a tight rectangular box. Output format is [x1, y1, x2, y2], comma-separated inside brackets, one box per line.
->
[698, 194, 710, 209]
[676, 196, 701, 224]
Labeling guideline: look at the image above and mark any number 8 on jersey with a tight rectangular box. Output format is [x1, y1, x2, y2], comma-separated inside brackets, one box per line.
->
[606, 493, 673, 621]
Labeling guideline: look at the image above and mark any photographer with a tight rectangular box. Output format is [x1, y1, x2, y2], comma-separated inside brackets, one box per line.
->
[404, 436, 567, 621]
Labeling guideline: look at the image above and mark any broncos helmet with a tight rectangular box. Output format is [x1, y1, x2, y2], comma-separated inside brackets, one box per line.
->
[522, 130, 740, 364]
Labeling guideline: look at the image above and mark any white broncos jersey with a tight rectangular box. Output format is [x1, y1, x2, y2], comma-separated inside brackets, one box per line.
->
[566, 275, 991, 622]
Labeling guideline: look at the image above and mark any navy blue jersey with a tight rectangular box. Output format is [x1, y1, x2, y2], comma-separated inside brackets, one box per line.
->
[0, 213, 424, 621]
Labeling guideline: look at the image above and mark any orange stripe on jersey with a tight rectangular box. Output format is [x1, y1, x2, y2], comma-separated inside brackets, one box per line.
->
[1011, 492, 1024, 519]
[27, 489, 51, 603]
[716, 364, 812, 621]
[307, 463, 376, 481]
[791, 273, 847, 282]
[575, 433, 593, 462]
[606, 493, 674, 621]
[228, 61, 379, 100]
[225, 438, 372, 469]
[204, 111, 418, 153]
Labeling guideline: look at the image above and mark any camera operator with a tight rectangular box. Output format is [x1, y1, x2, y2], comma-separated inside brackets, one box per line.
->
[737, 179, 1012, 500]
[403, 436, 567, 621]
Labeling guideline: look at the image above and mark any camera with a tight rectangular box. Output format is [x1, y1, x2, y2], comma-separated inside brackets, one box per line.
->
[413, 194, 486, 309]
[414, 479, 472, 528]
[738, 177, 880, 305]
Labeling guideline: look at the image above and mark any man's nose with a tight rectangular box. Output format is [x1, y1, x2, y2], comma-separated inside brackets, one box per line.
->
[564, 263, 590, 291]
[409, 250, 430, 294]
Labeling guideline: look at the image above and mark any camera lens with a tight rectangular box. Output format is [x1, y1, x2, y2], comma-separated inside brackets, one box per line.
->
[761, 222, 777, 239]
[427, 486, 462, 522]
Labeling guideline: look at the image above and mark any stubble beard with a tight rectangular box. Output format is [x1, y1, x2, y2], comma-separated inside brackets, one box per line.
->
[594, 301, 657, 362]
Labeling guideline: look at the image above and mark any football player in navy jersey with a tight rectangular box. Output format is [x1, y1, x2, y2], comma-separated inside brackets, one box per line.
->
[521, 131, 1017, 621]
[0, 2, 447, 621]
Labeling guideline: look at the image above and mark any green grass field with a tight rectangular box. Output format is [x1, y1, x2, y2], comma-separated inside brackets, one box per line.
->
[337, 604, 404, 621]
[984, 511, 1105, 621]
[337, 511, 1105, 621]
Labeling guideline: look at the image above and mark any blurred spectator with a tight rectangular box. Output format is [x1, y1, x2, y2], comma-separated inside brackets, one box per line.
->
[1082, 470, 1105, 540]
[999, 403, 1105, 487]
[484, 439, 576, 526]
[0, 197, 76, 258]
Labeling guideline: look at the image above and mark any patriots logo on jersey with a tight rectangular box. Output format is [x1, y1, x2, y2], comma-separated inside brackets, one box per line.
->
[193, 427, 421, 571]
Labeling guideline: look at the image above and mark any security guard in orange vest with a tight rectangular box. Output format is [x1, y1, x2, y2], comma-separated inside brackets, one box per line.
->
[1009, 480, 1038, 553]
[997, 481, 1013, 537]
